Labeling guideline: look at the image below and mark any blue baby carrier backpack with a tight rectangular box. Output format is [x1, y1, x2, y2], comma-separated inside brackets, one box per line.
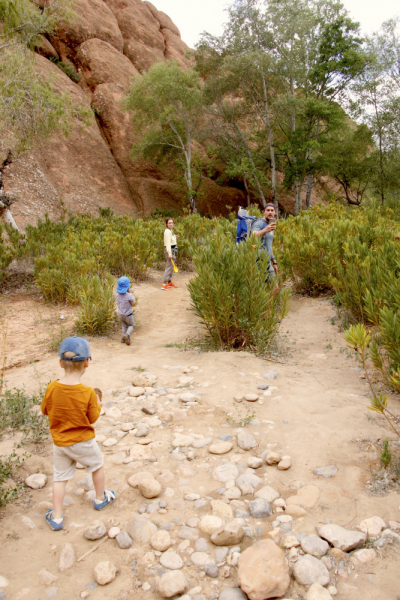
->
[236, 207, 261, 244]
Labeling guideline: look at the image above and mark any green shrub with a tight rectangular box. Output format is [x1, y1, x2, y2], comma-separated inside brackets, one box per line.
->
[188, 226, 290, 352]
[75, 274, 117, 335]
[0, 452, 23, 507]
[0, 387, 48, 444]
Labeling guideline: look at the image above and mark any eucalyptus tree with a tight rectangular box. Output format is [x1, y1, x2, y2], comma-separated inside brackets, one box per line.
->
[125, 61, 204, 213]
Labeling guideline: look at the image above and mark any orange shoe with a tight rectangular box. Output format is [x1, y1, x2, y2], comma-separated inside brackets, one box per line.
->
[167, 282, 177, 288]
[161, 284, 170, 290]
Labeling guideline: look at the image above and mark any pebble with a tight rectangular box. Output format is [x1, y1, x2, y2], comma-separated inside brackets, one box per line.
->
[191, 552, 215, 566]
[254, 486, 280, 503]
[237, 431, 258, 450]
[195, 538, 209, 552]
[21, 517, 36, 529]
[247, 457, 263, 469]
[108, 527, 120, 539]
[209, 442, 233, 455]
[178, 526, 200, 541]
[211, 521, 244, 546]
[293, 555, 330, 586]
[116, 531, 133, 549]
[193, 438, 212, 448]
[219, 589, 248, 600]
[263, 370, 278, 379]
[127, 516, 157, 544]
[199, 515, 224, 535]
[0, 577, 9, 588]
[277, 459, 291, 470]
[94, 561, 117, 585]
[264, 451, 282, 465]
[313, 466, 338, 478]
[306, 583, 333, 600]
[213, 464, 240, 483]
[286, 485, 320, 509]
[160, 552, 184, 570]
[353, 548, 376, 563]
[218, 434, 232, 441]
[0, 591, 6, 600]
[38, 569, 57, 586]
[248, 498, 272, 518]
[317, 524, 366, 551]
[25, 474, 47, 489]
[301, 535, 329, 559]
[130, 387, 145, 397]
[121, 422, 134, 432]
[158, 571, 187, 598]
[103, 438, 118, 447]
[58, 543, 75, 572]
[204, 565, 219, 578]
[45, 587, 58, 598]
[244, 394, 259, 402]
[84, 520, 106, 540]
[358, 516, 386, 537]
[151, 530, 172, 551]
[138, 478, 162, 499]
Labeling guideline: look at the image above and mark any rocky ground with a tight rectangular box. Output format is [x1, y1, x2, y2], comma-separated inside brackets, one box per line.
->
[0, 272, 399, 600]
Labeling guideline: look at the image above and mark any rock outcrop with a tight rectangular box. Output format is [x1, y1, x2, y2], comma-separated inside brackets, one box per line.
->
[2, 0, 246, 228]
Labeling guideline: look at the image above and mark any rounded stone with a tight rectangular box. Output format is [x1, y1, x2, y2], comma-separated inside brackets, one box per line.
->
[306, 583, 333, 600]
[249, 498, 272, 518]
[191, 552, 215, 566]
[84, 520, 107, 540]
[199, 515, 224, 535]
[244, 394, 259, 402]
[237, 539, 290, 600]
[158, 571, 187, 598]
[277, 459, 291, 470]
[94, 561, 117, 585]
[160, 551, 184, 570]
[151, 530, 172, 552]
[108, 527, 120, 539]
[0, 577, 9, 588]
[265, 451, 282, 465]
[247, 457, 263, 469]
[209, 442, 233, 455]
[301, 535, 329, 559]
[116, 531, 133, 549]
[129, 387, 145, 397]
[25, 473, 47, 490]
[293, 554, 330, 586]
[138, 478, 162, 499]
[58, 543, 75, 572]
[313, 466, 337, 478]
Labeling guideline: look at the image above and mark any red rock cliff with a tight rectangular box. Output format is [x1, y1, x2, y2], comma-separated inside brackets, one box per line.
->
[3, 0, 246, 228]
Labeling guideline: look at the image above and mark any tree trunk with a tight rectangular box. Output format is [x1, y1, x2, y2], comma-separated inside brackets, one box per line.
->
[243, 177, 251, 206]
[305, 173, 314, 209]
[235, 124, 266, 208]
[261, 73, 277, 211]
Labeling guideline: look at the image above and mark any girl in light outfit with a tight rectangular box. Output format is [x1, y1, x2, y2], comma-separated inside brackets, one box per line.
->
[161, 218, 179, 290]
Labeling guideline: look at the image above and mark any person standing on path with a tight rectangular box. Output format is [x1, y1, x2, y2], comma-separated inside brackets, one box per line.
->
[116, 276, 136, 345]
[161, 218, 179, 290]
[252, 203, 278, 283]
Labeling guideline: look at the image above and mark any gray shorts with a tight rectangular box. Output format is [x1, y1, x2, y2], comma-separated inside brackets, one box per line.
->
[53, 438, 103, 482]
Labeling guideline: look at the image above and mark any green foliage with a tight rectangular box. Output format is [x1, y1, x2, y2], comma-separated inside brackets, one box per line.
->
[49, 59, 81, 83]
[0, 222, 17, 286]
[380, 438, 392, 468]
[226, 405, 256, 427]
[0, 387, 48, 444]
[0, 452, 23, 507]
[75, 274, 117, 336]
[188, 226, 290, 352]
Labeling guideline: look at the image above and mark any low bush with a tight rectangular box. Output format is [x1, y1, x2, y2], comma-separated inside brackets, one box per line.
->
[75, 274, 117, 335]
[188, 226, 290, 352]
[0, 387, 48, 444]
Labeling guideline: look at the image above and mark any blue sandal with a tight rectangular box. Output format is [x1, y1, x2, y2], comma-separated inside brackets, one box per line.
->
[94, 490, 116, 511]
[45, 509, 63, 531]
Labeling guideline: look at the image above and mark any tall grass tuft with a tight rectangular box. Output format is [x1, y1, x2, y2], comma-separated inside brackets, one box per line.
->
[188, 226, 290, 352]
[75, 275, 117, 336]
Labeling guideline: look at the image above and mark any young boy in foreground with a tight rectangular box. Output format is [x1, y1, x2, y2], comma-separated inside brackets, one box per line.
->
[41, 336, 115, 531]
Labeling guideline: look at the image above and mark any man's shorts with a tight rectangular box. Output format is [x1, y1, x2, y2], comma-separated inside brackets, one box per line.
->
[53, 439, 103, 482]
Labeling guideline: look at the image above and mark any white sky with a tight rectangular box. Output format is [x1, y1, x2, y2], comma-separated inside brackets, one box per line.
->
[154, 0, 399, 48]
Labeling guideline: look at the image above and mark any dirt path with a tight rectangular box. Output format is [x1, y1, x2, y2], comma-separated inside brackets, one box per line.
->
[0, 271, 399, 600]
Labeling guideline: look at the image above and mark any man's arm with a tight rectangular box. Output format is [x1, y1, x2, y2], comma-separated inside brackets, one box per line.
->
[252, 222, 276, 237]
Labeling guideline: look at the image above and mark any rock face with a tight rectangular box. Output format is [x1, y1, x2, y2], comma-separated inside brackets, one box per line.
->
[237, 539, 290, 600]
[4, 0, 247, 228]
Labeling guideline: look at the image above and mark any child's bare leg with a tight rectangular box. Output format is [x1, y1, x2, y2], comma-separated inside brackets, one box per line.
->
[92, 465, 105, 500]
[53, 481, 67, 519]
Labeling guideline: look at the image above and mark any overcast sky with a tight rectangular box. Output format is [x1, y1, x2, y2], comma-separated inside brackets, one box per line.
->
[155, 0, 399, 48]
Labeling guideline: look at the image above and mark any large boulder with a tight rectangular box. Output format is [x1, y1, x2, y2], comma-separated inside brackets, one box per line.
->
[143, 1, 181, 36]
[237, 539, 290, 600]
[75, 38, 140, 91]
[49, 0, 124, 61]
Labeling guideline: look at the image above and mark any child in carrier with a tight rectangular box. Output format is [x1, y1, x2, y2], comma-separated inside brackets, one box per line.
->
[116, 276, 136, 346]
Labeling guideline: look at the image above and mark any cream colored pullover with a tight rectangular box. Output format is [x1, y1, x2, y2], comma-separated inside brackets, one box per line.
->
[164, 228, 177, 256]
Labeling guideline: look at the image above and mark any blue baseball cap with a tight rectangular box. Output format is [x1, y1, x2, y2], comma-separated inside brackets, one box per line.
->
[58, 337, 91, 361]
[117, 276, 131, 294]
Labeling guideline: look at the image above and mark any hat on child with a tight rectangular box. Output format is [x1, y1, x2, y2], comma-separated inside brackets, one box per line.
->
[117, 276, 131, 294]
[59, 336, 91, 361]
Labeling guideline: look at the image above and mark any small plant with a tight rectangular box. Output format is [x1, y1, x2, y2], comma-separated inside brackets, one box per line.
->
[0, 388, 48, 444]
[165, 342, 186, 349]
[226, 404, 256, 427]
[48, 321, 69, 353]
[326, 343, 332, 350]
[0, 452, 24, 507]
[50, 59, 81, 82]
[344, 324, 399, 439]
[380, 438, 392, 468]
[131, 365, 145, 372]
[75, 275, 117, 336]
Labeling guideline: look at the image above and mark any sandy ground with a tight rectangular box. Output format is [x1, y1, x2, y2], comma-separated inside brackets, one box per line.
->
[0, 271, 399, 600]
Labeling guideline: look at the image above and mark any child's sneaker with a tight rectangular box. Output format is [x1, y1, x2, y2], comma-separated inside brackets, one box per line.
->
[45, 509, 63, 531]
[161, 284, 170, 290]
[125, 335, 131, 346]
[94, 490, 116, 511]
[121, 336, 126, 343]
[167, 282, 177, 288]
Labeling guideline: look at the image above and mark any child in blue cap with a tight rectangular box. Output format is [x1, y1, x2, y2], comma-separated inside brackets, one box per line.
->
[116, 276, 136, 345]
[41, 336, 115, 530]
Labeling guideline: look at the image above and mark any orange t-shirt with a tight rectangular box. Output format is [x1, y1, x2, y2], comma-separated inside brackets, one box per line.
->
[41, 381, 101, 447]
